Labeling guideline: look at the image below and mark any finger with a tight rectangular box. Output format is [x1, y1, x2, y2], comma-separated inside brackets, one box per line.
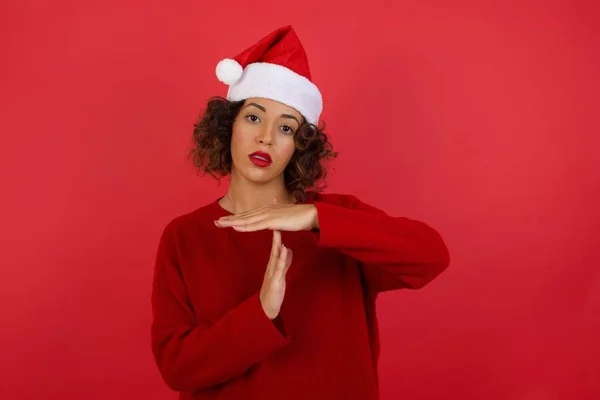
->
[271, 244, 289, 282]
[270, 230, 281, 259]
[266, 230, 281, 280]
[234, 196, 279, 221]
[218, 206, 265, 222]
[232, 219, 274, 232]
[279, 246, 293, 283]
[283, 247, 293, 275]
[220, 200, 284, 221]
[218, 213, 269, 227]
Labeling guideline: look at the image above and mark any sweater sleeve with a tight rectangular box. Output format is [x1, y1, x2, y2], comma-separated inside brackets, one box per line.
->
[312, 195, 450, 292]
[150, 222, 291, 393]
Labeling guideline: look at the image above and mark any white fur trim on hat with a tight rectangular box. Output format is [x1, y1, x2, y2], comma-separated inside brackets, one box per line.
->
[216, 58, 243, 85]
[226, 62, 322, 125]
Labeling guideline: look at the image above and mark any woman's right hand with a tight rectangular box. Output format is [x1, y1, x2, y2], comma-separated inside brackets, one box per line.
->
[259, 229, 293, 320]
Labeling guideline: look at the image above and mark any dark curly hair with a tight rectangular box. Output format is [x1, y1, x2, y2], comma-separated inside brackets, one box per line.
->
[189, 96, 337, 202]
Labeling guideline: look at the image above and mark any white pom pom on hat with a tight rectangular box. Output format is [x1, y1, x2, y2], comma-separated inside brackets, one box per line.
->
[213, 25, 323, 125]
[215, 58, 243, 85]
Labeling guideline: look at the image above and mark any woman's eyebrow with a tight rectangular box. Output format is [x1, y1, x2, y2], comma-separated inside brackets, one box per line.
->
[280, 114, 300, 124]
[244, 102, 266, 112]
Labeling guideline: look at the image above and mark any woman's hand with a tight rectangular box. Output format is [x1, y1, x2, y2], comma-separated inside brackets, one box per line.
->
[259, 230, 293, 320]
[215, 202, 319, 232]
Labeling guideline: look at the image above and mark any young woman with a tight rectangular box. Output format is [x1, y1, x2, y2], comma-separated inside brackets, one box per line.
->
[151, 25, 450, 400]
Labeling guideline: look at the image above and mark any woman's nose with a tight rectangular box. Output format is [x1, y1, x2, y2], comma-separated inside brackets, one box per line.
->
[256, 127, 273, 146]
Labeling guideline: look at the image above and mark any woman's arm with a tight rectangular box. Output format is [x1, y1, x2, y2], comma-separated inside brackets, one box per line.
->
[150, 223, 290, 393]
[312, 194, 450, 292]
[213, 193, 450, 293]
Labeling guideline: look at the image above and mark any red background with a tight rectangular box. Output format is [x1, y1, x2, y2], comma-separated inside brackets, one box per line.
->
[1, 1, 599, 399]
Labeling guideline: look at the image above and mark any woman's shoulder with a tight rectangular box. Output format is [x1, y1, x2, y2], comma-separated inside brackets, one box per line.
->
[305, 190, 360, 208]
[158, 198, 223, 236]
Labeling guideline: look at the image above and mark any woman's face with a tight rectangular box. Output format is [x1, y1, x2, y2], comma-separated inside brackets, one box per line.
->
[230, 97, 302, 184]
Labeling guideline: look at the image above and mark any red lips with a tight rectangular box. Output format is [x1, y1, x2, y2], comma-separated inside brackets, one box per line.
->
[249, 151, 272, 168]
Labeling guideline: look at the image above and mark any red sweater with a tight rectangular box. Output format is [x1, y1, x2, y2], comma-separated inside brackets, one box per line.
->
[151, 192, 450, 399]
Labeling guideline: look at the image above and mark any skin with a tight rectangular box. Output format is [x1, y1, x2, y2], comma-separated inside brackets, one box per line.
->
[214, 97, 321, 319]
[230, 97, 299, 192]
[216, 96, 319, 232]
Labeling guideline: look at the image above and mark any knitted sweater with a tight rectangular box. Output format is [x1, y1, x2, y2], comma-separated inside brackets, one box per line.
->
[151, 192, 450, 399]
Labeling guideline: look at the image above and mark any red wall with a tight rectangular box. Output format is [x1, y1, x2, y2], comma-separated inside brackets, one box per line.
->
[1, 1, 598, 399]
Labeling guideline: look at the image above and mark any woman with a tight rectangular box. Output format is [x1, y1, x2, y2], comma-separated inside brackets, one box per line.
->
[151, 25, 450, 400]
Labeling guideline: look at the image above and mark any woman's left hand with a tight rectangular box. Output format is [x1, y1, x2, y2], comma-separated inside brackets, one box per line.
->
[215, 203, 319, 232]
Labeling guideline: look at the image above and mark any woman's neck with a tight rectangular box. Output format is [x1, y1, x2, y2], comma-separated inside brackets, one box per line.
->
[219, 170, 296, 214]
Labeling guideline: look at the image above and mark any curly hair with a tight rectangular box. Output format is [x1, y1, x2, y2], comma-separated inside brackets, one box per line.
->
[189, 96, 337, 202]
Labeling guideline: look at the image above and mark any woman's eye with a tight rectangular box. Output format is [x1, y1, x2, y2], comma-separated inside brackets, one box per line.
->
[246, 115, 259, 122]
[281, 125, 294, 134]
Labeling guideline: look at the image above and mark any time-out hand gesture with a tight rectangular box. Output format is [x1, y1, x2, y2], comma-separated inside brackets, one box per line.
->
[214, 201, 319, 232]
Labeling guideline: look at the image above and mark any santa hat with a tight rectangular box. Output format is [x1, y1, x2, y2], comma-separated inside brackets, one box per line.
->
[215, 25, 322, 125]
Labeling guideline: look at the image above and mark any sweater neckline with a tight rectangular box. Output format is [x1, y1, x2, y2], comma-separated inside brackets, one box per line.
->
[212, 196, 234, 216]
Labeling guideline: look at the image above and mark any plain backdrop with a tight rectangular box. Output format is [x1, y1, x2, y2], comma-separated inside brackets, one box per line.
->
[1, 0, 599, 399]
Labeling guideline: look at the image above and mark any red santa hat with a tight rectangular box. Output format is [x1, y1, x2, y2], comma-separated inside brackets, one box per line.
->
[215, 25, 323, 125]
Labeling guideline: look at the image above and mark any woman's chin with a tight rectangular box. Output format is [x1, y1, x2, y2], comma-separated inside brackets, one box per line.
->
[243, 167, 279, 184]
